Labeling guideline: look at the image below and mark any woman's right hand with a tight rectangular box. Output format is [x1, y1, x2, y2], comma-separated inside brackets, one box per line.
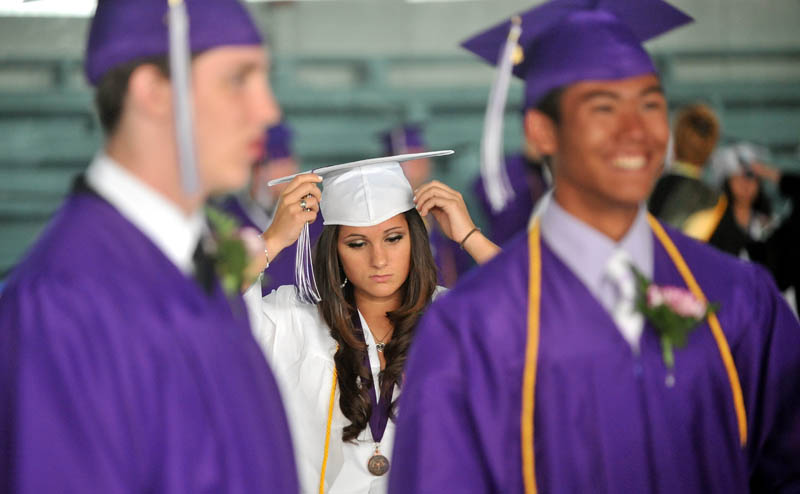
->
[260, 173, 322, 263]
[750, 161, 782, 184]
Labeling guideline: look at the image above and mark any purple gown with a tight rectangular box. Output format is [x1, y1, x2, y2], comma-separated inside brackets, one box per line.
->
[390, 225, 800, 492]
[0, 184, 298, 493]
[474, 154, 550, 246]
[220, 195, 323, 296]
[429, 221, 474, 288]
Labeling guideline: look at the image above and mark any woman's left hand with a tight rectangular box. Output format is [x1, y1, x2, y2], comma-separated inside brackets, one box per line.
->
[414, 180, 500, 264]
[414, 180, 476, 242]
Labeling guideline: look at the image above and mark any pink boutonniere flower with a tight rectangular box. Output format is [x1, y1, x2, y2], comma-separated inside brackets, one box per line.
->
[205, 207, 266, 297]
[632, 266, 719, 379]
[646, 285, 709, 320]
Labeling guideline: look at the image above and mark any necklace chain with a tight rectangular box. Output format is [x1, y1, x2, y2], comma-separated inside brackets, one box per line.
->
[373, 328, 392, 352]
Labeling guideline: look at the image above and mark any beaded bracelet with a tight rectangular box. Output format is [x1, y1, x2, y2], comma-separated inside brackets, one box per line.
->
[258, 233, 271, 268]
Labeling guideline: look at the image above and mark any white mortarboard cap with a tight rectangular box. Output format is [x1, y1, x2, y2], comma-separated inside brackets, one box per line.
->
[270, 150, 453, 226]
[709, 141, 769, 186]
[709, 147, 742, 187]
[268, 150, 454, 303]
[320, 162, 413, 226]
[733, 141, 769, 166]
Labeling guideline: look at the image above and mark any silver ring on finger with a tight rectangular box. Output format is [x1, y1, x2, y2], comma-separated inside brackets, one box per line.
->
[299, 198, 308, 210]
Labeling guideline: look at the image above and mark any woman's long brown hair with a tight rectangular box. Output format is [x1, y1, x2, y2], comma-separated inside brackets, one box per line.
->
[314, 209, 437, 442]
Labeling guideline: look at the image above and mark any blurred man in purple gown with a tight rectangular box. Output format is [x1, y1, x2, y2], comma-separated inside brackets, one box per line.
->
[391, 1, 800, 492]
[0, 1, 298, 492]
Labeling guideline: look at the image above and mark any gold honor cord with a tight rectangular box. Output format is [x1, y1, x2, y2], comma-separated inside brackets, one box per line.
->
[682, 196, 729, 243]
[520, 216, 747, 492]
[319, 367, 338, 494]
[647, 214, 747, 446]
[702, 196, 729, 242]
[521, 219, 542, 494]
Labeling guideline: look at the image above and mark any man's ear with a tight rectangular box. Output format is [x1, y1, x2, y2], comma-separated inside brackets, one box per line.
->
[126, 64, 172, 124]
[523, 108, 558, 157]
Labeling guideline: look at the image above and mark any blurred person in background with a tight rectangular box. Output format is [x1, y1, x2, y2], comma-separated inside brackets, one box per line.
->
[745, 157, 800, 314]
[686, 142, 800, 313]
[684, 143, 774, 254]
[381, 124, 471, 286]
[764, 148, 800, 311]
[380, 124, 431, 190]
[220, 120, 323, 294]
[473, 133, 552, 247]
[649, 103, 720, 229]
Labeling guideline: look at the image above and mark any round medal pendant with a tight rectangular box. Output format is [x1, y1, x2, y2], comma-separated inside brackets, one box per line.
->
[375, 342, 386, 352]
[367, 453, 390, 476]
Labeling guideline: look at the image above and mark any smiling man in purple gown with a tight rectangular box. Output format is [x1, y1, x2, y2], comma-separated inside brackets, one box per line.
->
[0, 1, 298, 492]
[390, 1, 800, 493]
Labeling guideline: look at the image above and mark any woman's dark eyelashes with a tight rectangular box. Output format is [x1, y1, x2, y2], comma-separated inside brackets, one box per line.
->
[343, 231, 405, 248]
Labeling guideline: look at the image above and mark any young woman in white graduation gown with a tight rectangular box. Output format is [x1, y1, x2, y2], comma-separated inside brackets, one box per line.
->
[244, 153, 499, 493]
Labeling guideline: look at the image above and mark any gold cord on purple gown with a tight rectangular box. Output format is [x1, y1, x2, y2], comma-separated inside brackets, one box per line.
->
[520, 215, 748, 493]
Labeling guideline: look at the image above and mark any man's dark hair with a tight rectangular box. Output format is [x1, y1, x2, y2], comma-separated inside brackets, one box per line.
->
[525, 86, 564, 167]
[673, 103, 720, 166]
[94, 56, 170, 135]
[534, 86, 565, 126]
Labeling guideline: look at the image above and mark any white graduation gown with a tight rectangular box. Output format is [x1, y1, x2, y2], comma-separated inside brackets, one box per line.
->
[245, 284, 444, 494]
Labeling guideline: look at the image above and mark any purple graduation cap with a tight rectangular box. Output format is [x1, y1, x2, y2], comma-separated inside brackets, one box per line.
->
[380, 124, 426, 156]
[461, 0, 692, 212]
[462, 0, 692, 108]
[86, 0, 263, 86]
[264, 121, 294, 162]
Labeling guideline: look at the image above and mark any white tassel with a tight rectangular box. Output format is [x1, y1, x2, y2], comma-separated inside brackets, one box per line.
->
[167, 0, 200, 195]
[481, 17, 522, 213]
[295, 222, 321, 304]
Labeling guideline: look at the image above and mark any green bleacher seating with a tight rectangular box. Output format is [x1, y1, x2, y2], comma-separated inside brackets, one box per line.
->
[0, 50, 798, 276]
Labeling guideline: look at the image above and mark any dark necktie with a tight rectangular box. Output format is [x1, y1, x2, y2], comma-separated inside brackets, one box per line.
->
[192, 238, 216, 294]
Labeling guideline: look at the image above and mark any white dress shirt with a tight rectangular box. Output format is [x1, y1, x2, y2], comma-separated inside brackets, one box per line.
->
[85, 152, 205, 275]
